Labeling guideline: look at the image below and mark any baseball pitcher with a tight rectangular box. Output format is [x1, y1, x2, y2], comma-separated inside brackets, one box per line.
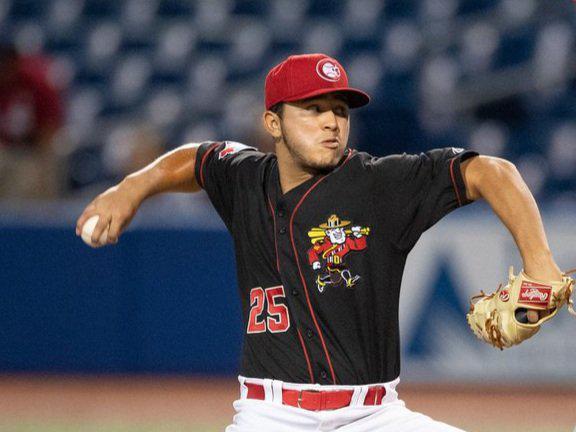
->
[77, 54, 574, 431]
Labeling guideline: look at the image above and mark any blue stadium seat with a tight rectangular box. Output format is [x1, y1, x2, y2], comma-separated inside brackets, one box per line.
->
[1, 0, 574, 196]
[266, 0, 309, 43]
[467, 121, 509, 157]
[418, 0, 458, 21]
[47, 54, 77, 91]
[458, 21, 500, 75]
[228, 19, 271, 74]
[382, 21, 423, 73]
[344, 53, 384, 96]
[146, 87, 184, 128]
[109, 54, 152, 108]
[120, 0, 160, 43]
[153, 21, 196, 74]
[46, 0, 84, 27]
[193, 0, 233, 39]
[12, 21, 46, 55]
[82, 22, 122, 75]
[186, 55, 228, 114]
[67, 87, 105, 140]
[179, 117, 222, 146]
[497, 0, 537, 26]
[341, 0, 385, 40]
[44, 0, 84, 45]
[301, 20, 344, 57]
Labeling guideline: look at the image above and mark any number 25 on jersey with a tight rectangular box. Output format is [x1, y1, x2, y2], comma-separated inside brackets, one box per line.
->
[247, 286, 291, 334]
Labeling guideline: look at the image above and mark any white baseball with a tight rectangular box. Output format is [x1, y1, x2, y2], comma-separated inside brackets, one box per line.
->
[81, 215, 109, 248]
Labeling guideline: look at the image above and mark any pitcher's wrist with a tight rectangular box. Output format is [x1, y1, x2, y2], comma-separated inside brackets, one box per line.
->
[522, 251, 562, 281]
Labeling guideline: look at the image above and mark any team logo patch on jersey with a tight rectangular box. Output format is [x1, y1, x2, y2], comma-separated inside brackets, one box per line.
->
[316, 58, 341, 82]
[307, 214, 370, 293]
[218, 141, 255, 160]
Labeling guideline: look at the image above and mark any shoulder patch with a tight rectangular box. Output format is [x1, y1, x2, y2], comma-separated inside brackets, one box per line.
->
[218, 141, 257, 160]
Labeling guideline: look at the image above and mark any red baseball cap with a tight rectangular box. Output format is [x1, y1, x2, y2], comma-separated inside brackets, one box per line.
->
[265, 53, 370, 110]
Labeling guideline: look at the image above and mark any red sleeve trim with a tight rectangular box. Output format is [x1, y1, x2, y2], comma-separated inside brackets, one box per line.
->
[198, 144, 218, 189]
[449, 151, 479, 207]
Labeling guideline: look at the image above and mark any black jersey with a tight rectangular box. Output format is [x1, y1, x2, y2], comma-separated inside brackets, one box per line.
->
[195, 140, 478, 385]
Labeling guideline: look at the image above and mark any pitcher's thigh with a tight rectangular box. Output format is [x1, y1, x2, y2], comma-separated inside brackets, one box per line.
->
[342, 402, 467, 432]
[226, 399, 318, 432]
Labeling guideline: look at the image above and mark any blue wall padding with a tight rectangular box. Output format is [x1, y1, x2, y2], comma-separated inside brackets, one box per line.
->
[0, 228, 242, 374]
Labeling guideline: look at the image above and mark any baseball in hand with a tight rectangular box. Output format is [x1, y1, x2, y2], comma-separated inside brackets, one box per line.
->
[81, 215, 109, 248]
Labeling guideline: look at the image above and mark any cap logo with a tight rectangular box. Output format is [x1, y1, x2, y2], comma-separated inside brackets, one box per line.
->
[316, 58, 341, 82]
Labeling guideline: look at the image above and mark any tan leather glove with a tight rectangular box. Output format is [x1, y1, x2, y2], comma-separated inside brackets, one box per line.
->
[466, 267, 575, 350]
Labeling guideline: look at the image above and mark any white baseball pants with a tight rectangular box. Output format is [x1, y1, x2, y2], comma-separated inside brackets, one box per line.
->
[225, 376, 466, 432]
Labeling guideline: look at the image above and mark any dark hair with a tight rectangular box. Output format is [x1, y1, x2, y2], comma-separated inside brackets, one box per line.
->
[269, 102, 284, 118]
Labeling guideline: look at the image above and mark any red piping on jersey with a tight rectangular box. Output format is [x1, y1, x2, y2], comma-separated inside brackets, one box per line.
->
[266, 196, 281, 273]
[288, 150, 354, 385]
[270, 196, 311, 382]
[297, 328, 315, 383]
[199, 144, 218, 189]
[449, 157, 463, 207]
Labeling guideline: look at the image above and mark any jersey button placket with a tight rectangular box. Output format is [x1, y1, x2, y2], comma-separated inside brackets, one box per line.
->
[272, 194, 328, 384]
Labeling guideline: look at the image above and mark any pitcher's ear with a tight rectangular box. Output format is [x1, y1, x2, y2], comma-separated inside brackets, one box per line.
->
[263, 110, 282, 140]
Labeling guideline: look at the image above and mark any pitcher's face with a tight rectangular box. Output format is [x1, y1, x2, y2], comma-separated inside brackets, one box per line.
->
[278, 94, 350, 172]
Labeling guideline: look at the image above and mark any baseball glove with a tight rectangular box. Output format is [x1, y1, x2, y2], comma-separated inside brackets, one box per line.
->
[466, 267, 575, 350]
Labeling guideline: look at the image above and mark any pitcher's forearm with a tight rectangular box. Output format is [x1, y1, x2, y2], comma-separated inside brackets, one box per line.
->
[122, 143, 202, 200]
[462, 156, 562, 280]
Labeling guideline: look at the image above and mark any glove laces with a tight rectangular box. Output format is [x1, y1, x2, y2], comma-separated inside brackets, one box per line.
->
[563, 268, 576, 316]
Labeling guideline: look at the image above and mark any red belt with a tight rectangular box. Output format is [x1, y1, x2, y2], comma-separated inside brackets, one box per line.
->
[245, 382, 386, 411]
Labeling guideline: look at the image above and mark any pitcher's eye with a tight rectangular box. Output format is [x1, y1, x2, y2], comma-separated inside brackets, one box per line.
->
[335, 106, 349, 117]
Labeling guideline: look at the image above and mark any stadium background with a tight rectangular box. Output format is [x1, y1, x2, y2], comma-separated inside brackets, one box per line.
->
[1, 0, 575, 431]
